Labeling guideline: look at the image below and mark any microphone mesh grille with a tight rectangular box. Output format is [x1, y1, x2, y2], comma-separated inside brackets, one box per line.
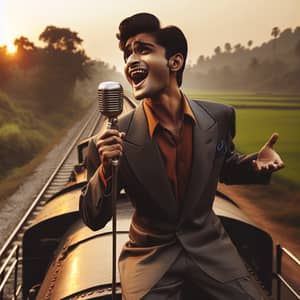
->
[98, 83, 123, 118]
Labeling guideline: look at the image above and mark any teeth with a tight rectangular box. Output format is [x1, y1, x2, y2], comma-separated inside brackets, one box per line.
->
[129, 68, 148, 85]
[131, 69, 147, 77]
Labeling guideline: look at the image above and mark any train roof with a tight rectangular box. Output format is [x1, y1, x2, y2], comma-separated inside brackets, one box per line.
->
[22, 184, 273, 299]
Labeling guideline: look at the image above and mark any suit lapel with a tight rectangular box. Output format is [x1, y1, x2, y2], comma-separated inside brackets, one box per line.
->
[180, 99, 218, 221]
[123, 103, 178, 221]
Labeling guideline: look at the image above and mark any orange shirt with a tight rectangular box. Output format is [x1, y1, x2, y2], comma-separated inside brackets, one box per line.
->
[99, 95, 196, 202]
[143, 96, 195, 201]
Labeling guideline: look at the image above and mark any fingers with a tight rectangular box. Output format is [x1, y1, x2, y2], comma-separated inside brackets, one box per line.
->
[98, 144, 123, 160]
[273, 159, 285, 170]
[252, 159, 285, 173]
[98, 129, 125, 142]
[252, 160, 260, 172]
[96, 130, 125, 147]
[96, 135, 123, 149]
[252, 160, 268, 172]
[266, 132, 279, 148]
[96, 129, 126, 171]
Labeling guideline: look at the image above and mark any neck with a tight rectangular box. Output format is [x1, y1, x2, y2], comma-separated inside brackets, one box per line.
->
[149, 86, 183, 126]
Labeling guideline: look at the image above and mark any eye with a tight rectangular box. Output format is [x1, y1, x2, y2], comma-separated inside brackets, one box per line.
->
[124, 50, 131, 62]
[136, 44, 150, 55]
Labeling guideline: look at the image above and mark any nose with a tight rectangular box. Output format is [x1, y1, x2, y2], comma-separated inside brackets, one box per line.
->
[126, 53, 140, 69]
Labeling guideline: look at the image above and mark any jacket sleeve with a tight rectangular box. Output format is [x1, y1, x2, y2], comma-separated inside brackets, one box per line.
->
[79, 138, 113, 231]
[219, 107, 271, 185]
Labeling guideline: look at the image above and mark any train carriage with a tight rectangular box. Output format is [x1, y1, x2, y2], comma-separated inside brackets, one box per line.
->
[0, 95, 298, 300]
[22, 139, 275, 300]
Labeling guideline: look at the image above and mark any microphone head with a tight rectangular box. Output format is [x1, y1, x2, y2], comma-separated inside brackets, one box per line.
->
[98, 81, 123, 118]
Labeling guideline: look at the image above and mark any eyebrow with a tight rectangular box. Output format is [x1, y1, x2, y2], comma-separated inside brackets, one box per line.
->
[124, 40, 155, 53]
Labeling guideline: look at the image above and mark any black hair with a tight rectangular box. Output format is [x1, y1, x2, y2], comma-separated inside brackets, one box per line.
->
[116, 13, 188, 87]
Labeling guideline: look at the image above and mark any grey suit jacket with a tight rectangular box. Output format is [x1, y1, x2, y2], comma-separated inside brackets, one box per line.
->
[79, 98, 269, 300]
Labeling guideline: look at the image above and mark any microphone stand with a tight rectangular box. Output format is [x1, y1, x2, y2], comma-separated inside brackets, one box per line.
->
[108, 117, 119, 300]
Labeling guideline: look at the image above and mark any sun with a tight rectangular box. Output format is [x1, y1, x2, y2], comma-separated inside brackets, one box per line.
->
[6, 43, 17, 55]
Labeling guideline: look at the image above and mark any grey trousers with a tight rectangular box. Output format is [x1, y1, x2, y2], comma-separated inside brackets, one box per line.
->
[142, 249, 263, 300]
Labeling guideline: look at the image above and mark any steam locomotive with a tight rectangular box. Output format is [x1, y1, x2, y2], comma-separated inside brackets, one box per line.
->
[21, 134, 283, 300]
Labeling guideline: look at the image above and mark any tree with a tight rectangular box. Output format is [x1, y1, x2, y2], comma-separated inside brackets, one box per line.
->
[280, 28, 292, 39]
[196, 55, 205, 65]
[271, 27, 280, 57]
[247, 40, 253, 49]
[234, 43, 242, 52]
[0, 46, 11, 86]
[224, 43, 232, 53]
[214, 46, 221, 55]
[295, 40, 300, 64]
[14, 36, 36, 52]
[271, 27, 280, 39]
[39, 26, 83, 53]
[14, 36, 37, 70]
[36, 26, 90, 111]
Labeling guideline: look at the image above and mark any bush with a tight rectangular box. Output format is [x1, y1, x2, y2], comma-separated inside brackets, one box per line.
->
[0, 87, 85, 181]
[0, 92, 17, 125]
[0, 123, 47, 177]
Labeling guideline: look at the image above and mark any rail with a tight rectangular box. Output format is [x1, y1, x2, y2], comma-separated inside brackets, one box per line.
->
[0, 95, 136, 299]
[0, 110, 97, 260]
[275, 245, 300, 300]
[0, 245, 20, 299]
[0, 105, 101, 299]
[4, 95, 298, 300]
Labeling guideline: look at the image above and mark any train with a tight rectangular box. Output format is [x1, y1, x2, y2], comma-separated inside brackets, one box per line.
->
[21, 113, 299, 300]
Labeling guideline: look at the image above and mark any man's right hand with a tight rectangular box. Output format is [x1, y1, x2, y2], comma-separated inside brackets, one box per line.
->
[96, 129, 125, 177]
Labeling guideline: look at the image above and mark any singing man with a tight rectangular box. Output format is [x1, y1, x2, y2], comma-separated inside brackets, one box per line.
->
[80, 13, 284, 300]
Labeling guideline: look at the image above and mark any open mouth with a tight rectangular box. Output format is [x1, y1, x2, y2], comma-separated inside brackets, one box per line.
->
[130, 68, 148, 86]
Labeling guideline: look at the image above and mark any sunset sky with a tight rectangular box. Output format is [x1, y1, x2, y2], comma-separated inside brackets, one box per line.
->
[1, 0, 300, 71]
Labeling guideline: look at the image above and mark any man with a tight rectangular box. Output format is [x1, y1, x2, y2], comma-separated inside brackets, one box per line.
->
[80, 13, 284, 300]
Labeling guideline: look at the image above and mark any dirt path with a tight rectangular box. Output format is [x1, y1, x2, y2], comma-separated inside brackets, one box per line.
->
[218, 182, 300, 292]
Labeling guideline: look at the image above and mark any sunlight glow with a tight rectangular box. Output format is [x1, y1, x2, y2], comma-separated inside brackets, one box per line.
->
[6, 43, 17, 55]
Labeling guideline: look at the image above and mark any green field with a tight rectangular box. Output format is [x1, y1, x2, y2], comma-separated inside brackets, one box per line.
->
[185, 91, 300, 187]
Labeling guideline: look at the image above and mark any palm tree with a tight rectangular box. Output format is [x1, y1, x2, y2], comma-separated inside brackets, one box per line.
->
[234, 43, 242, 52]
[224, 43, 232, 53]
[247, 40, 253, 49]
[214, 46, 221, 55]
[271, 27, 280, 39]
[271, 27, 280, 57]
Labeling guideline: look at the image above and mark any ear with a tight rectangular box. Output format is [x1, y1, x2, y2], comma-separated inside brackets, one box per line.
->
[168, 53, 184, 72]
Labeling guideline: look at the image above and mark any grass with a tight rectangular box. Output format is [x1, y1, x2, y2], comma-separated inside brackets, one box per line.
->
[0, 88, 90, 205]
[186, 90, 300, 244]
[0, 112, 84, 207]
[235, 109, 299, 185]
[185, 90, 300, 187]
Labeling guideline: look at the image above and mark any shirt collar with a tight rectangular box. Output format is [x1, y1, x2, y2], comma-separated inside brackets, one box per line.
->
[143, 93, 196, 138]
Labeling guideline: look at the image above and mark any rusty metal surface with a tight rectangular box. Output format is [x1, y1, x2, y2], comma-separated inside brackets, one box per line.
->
[30, 187, 259, 238]
[36, 221, 128, 299]
[32, 189, 273, 299]
[28, 188, 83, 227]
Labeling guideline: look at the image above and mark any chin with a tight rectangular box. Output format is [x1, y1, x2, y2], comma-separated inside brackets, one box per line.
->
[132, 87, 147, 100]
[133, 92, 145, 100]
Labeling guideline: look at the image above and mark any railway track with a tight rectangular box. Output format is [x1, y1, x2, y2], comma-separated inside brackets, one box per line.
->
[0, 95, 136, 299]
[2, 94, 298, 300]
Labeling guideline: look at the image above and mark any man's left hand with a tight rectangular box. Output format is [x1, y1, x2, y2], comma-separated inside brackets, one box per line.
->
[252, 132, 285, 173]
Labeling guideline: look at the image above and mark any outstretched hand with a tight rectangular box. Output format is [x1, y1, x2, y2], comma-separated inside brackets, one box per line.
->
[252, 133, 284, 173]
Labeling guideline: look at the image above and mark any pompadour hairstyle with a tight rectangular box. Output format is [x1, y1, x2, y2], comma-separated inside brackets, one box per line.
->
[116, 13, 188, 87]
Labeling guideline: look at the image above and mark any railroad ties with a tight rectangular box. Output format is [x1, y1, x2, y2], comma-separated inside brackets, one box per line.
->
[0, 101, 111, 299]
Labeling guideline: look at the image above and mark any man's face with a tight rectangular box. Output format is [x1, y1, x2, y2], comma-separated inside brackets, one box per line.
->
[124, 33, 170, 100]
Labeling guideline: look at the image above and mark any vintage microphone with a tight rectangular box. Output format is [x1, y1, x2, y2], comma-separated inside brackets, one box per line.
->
[98, 81, 123, 300]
